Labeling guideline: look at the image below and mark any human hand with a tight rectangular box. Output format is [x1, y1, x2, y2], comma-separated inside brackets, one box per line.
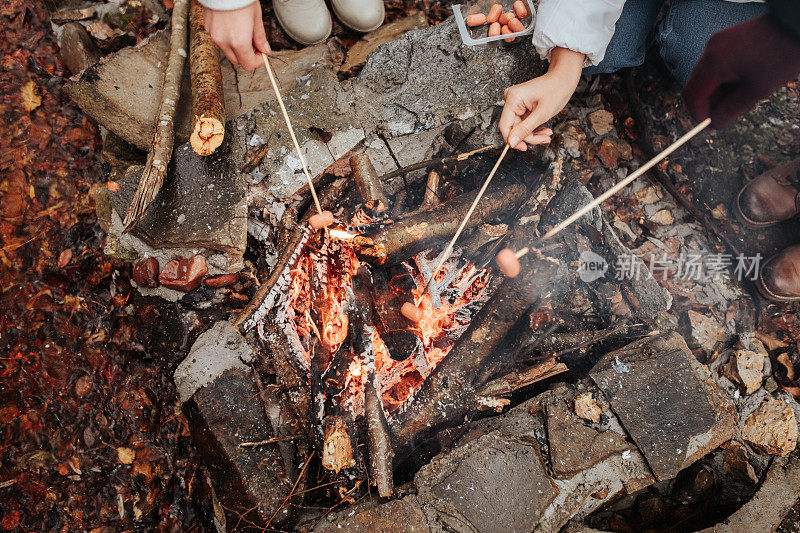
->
[203, 2, 271, 71]
[684, 14, 800, 129]
[499, 47, 585, 150]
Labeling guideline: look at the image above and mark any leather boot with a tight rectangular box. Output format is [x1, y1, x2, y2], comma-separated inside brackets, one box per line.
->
[273, 0, 332, 45]
[758, 244, 800, 302]
[735, 158, 800, 228]
[331, 0, 384, 33]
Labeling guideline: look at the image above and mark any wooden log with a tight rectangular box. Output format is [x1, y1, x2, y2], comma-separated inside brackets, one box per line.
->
[419, 169, 441, 211]
[234, 177, 350, 332]
[322, 416, 355, 473]
[351, 153, 389, 213]
[123, 0, 189, 229]
[352, 182, 527, 265]
[389, 158, 565, 455]
[365, 376, 394, 497]
[189, 0, 225, 156]
[370, 267, 420, 360]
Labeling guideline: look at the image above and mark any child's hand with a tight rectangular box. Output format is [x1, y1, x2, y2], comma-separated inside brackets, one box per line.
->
[499, 47, 584, 151]
[204, 2, 271, 71]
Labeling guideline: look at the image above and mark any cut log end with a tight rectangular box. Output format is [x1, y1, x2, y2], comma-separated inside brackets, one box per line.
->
[309, 210, 334, 230]
[190, 116, 225, 156]
[496, 247, 521, 278]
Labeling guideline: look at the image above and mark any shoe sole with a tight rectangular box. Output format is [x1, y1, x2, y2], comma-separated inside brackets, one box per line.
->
[756, 255, 800, 303]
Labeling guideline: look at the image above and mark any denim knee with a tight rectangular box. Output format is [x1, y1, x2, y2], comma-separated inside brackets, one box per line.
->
[657, 0, 769, 86]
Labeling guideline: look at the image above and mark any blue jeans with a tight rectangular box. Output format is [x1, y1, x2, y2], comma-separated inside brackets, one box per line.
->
[584, 0, 769, 86]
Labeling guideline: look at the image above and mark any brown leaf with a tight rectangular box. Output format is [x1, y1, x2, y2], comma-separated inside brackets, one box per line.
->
[20, 80, 41, 112]
[117, 447, 135, 464]
[777, 352, 795, 381]
[58, 248, 72, 268]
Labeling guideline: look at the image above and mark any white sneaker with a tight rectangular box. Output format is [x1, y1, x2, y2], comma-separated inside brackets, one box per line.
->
[273, 0, 332, 45]
[331, 0, 384, 33]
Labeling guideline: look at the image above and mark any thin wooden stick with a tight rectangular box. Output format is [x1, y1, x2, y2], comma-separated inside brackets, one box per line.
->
[261, 52, 322, 215]
[541, 118, 711, 240]
[422, 143, 510, 295]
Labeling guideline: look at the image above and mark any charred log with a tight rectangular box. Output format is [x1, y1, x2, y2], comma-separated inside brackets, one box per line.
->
[370, 267, 420, 360]
[351, 153, 389, 214]
[353, 182, 527, 265]
[365, 376, 394, 497]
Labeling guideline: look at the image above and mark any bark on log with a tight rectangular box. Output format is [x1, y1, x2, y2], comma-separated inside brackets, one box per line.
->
[389, 158, 565, 455]
[189, 0, 225, 156]
[234, 177, 350, 331]
[353, 182, 527, 265]
[351, 153, 389, 213]
[419, 169, 441, 211]
[123, 0, 189, 229]
[365, 376, 394, 497]
[370, 267, 420, 360]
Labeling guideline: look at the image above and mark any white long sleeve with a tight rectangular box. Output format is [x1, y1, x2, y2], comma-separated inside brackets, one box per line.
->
[197, 0, 256, 10]
[531, 0, 626, 66]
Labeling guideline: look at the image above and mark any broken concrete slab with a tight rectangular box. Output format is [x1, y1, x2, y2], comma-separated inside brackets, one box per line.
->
[229, 67, 364, 199]
[590, 332, 737, 481]
[544, 385, 632, 478]
[315, 496, 430, 533]
[416, 431, 558, 533]
[66, 29, 336, 150]
[350, 17, 547, 137]
[110, 141, 247, 255]
[173, 320, 253, 403]
[185, 365, 298, 529]
[701, 452, 800, 533]
[740, 395, 798, 456]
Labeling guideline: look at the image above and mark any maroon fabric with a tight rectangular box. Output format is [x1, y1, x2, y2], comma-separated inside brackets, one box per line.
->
[684, 14, 800, 129]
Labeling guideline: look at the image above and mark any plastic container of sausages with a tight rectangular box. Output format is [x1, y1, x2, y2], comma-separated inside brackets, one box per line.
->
[452, 0, 536, 46]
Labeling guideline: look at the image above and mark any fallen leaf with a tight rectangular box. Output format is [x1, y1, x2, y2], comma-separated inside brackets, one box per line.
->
[777, 352, 795, 380]
[20, 80, 41, 112]
[588, 109, 614, 135]
[58, 248, 72, 268]
[711, 203, 729, 220]
[117, 447, 135, 464]
[107, 181, 120, 192]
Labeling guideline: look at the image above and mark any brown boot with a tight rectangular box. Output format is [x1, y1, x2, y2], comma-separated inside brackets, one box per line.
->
[735, 158, 800, 228]
[758, 244, 800, 302]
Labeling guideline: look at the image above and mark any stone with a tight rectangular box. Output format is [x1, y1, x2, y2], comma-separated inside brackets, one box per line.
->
[316, 497, 430, 533]
[339, 11, 429, 74]
[741, 396, 798, 456]
[185, 366, 297, 529]
[721, 441, 758, 484]
[173, 320, 254, 403]
[545, 391, 632, 478]
[575, 392, 603, 423]
[159, 255, 207, 292]
[351, 17, 546, 136]
[725, 349, 765, 395]
[588, 109, 614, 135]
[65, 29, 335, 150]
[204, 273, 239, 288]
[110, 143, 247, 256]
[132, 257, 159, 288]
[416, 431, 558, 532]
[229, 68, 364, 199]
[590, 332, 737, 481]
[681, 309, 729, 354]
[57, 22, 101, 76]
[701, 453, 800, 532]
[596, 137, 632, 170]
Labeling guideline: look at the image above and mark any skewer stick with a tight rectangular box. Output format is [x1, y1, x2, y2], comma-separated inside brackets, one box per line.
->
[422, 144, 511, 295]
[262, 53, 323, 215]
[541, 118, 711, 240]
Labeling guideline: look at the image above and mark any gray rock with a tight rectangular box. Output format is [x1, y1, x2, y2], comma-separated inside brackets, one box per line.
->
[111, 141, 247, 256]
[315, 497, 430, 532]
[416, 431, 558, 533]
[351, 17, 546, 137]
[229, 68, 364, 199]
[590, 332, 737, 481]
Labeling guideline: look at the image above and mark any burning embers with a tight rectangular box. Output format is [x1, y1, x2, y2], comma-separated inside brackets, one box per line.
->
[282, 218, 490, 417]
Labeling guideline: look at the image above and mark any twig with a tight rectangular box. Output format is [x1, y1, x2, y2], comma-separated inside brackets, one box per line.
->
[123, 0, 189, 230]
[261, 53, 322, 215]
[378, 144, 499, 182]
[239, 435, 299, 448]
[422, 144, 510, 295]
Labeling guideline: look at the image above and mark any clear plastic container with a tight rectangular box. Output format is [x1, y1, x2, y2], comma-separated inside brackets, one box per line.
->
[453, 0, 536, 46]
